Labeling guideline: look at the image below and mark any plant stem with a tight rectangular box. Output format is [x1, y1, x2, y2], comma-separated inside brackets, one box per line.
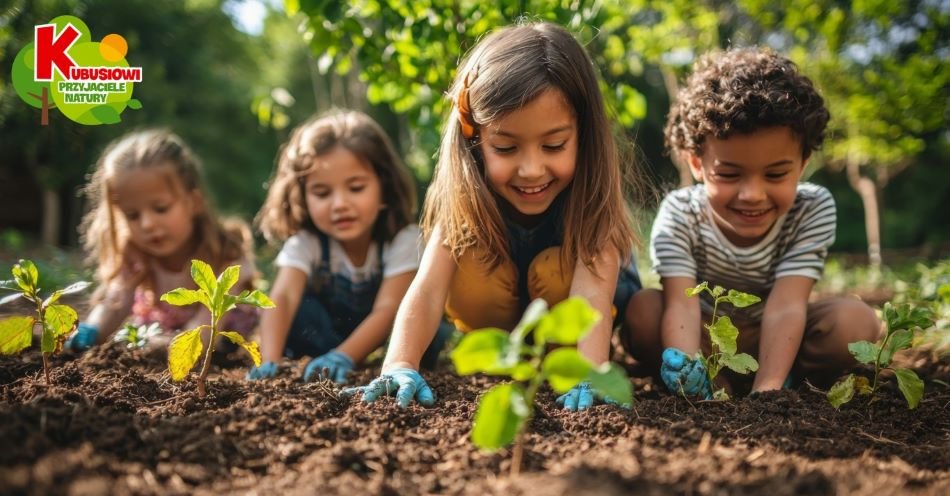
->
[35, 306, 50, 386]
[870, 329, 891, 398]
[511, 372, 544, 477]
[196, 314, 218, 398]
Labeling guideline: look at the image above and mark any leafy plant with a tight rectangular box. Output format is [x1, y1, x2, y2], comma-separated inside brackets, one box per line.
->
[827, 302, 934, 410]
[0, 259, 89, 384]
[114, 322, 163, 350]
[685, 282, 762, 400]
[450, 297, 633, 475]
[161, 260, 274, 398]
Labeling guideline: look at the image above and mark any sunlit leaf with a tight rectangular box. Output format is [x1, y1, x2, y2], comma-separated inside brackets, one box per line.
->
[541, 348, 592, 393]
[587, 361, 633, 406]
[720, 352, 758, 374]
[686, 281, 708, 297]
[535, 297, 600, 345]
[0, 316, 33, 354]
[219, 331, 261, 366]
[708, 315, 739, 355]
[725, 289, 761, 308]
[893, 368, 923, 409]
[191, 259, 217, 296]
[450, 329, 509, 375]
[827, 374, 856, 408]
[44, 303, 77, 340]
[471, 383, 528, 450]
[168, 328, 204, 381]
[848, 341, 879, 364]
[216, 265, 241, 298]
[42, 281, 91, 309]
[879, 329, 913, 367]
[235, 289, 275, 309]
[161, 288, 203, 307]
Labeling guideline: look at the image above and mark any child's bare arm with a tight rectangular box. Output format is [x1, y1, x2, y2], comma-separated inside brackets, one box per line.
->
[258, 266, 308, 363]
[572, 249, 620, 366]
[336, 271, 415, 363]
[660, 276, 702, 353]
[382, 227, 457, 372]
[754, 275, 813, 392]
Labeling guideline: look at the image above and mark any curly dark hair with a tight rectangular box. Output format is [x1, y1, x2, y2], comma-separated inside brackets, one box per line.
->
[665, 47, 830, 160]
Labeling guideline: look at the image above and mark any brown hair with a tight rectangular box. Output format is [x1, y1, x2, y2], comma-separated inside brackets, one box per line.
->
[257, 109, 416, 244]
[81, 129, 251, 298]
[422, 21, 637, 272]
[665, 47, 830, 160]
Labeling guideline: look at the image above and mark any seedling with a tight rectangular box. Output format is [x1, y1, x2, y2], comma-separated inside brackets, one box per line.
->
[161, 260, 274, 398]
[450, 297, 633, 475]
[685, 282, 761, 400]
[827, 302, 934, 409]
[0, 259, 89, 384]
[114, 322, 163, 349]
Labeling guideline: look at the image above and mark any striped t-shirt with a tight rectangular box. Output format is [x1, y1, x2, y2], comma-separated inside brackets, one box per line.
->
[650, 182, 836, 320]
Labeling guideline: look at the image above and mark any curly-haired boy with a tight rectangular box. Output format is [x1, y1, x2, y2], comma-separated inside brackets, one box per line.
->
[625, 48, 881, 398]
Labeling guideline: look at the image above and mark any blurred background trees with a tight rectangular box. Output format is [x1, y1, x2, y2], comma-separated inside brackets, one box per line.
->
[1, 0, 947, 265]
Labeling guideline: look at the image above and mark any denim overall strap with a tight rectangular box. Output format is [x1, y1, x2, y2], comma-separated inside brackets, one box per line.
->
[314, 233, 386, 337]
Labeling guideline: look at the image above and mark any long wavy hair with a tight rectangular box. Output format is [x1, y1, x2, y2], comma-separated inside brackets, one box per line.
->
[257, 109, 416, 244]
[421, 21, 638, 273]
[81, 130, 251, 302]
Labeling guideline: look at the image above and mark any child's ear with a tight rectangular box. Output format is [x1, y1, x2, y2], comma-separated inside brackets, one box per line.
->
[687, 153, 704, 182]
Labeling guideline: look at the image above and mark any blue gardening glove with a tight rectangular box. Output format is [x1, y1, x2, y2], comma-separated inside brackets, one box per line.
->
[661, 347, 713, 399]
[302, 349, 354, 384]
[340, 368, 435, 408]
[65, 322, 99, 351]
[555, 381, 630, 411]
[246, 361, 279, 380]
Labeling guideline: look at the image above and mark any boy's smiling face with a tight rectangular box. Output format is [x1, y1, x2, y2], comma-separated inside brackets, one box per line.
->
[689, 126, 807, 247]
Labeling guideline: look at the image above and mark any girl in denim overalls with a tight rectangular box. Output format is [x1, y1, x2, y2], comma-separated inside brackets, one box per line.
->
[248, 110, 448, 383]
[343, 22, 647, 410]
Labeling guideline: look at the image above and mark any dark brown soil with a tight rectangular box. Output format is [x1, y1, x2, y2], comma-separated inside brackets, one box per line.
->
[0, 341, 948, 495]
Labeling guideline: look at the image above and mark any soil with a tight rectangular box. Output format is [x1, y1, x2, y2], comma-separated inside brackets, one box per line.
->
[0, 339, 948, 496]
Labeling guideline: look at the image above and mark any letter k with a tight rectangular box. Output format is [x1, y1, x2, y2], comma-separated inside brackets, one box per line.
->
[35, 23, 80, 81]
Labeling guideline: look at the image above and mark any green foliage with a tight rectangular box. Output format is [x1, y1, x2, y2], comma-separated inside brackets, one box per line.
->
[161, 260, 273, 398]
[827, 302, 934, 410]
[0, 259, 89, 384]
[450, 297, 633, 455]
[685, 283, 762, 400]
[113, 322, 162, 349]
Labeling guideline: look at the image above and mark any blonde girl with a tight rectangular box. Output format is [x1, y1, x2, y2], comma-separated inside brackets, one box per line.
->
[248, 110, 448, 383]
[68, 130, 257, 350]
[343, 22, 643, 410]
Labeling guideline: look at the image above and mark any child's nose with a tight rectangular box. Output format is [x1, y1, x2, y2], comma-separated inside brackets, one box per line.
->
[517, 150, 546, 180]
[738, 179, 767, 202]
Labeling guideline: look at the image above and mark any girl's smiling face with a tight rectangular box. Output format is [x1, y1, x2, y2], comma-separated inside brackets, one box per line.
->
[690, 126, 807, 247]
[111, 165, 201, 270]
[479, 88, 577, 225]
[303, 146, 383, 257]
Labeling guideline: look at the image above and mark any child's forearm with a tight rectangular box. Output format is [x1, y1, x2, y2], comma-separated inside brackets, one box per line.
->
[84, 284, 135, 340]
[336, 311, 396, 364]
[661, 301, 702, 353]
[577, 318, 612, 365]
[754, 306, 806, 391]
[259, 303, 295, 363]
[382, 292, 442, 371]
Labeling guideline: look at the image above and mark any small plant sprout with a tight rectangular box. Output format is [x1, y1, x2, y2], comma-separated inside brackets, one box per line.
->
[685, 282, 762, 400]
[827, 302, 934, 410]
[114, 322, 163, 349]
[0, 259, 90, 385]
[450, 297, 633, 475]
[161, 260, 274, 398]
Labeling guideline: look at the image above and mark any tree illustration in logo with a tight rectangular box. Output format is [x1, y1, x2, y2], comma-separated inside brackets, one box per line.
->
[11, 15, 142, 126]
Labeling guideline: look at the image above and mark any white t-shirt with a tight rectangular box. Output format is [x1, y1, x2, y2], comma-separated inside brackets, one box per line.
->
[275, 224, 421, 291]
[650, 183, 836, 320]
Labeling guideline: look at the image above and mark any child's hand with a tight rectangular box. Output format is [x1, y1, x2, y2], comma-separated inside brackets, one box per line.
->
[246, 361, 279, 380]
[555, 381, 631, 411]
[116, 244, 148, 289]
[340, 368, 435, 408]
[302, 349, 354, 384]
[661, 347, 712, 399]
[65, 322, 99, 351]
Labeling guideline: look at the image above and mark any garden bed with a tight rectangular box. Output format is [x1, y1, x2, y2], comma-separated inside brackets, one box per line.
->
[0, 341, 947, 495]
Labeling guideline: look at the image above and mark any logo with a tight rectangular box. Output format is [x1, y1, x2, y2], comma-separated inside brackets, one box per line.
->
[11, 15, 143, 126]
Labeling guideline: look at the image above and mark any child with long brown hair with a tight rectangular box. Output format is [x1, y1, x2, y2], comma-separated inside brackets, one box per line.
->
[343, 21, 644, 410]
[68, 130, 257, 350]
[248, 110, 448, 383]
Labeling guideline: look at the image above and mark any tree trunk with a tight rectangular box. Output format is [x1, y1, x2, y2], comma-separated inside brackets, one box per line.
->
[660, 66, 693, 188]
[41, 87, 50, 126]
[846, 160, 882, 268]
[41, 187, 60, 246]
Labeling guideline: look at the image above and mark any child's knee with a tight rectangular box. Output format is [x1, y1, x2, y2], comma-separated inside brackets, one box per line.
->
[825, 298, 882, 344]
[445, 248, 519, 331]
[623, 288, 664, 358]
[527, 246, 572, 303]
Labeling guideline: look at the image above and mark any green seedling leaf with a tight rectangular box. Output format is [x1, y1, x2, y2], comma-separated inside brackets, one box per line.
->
[541, 348, 592, 393]
[713, 388, 730, 400]
[471, 383, 528, 450]
[168, 328, 204, 381]
[0, 279, 17, 291]
[725, 289, 761, 308]
[191, 259, 217, 295]
[451, 328, 509, 375]
[685, 281, 708, 297]
[216, 265, 241, 302]
[884, 302, 934, 333]
[234, 289, 275, 308]
[880, 329, 914, 367]
[42, 281, 91, 309]
[161, 288, 204, 307]
[44, 303, 78, 344]
[17, 260, 39, 289]
[708, 315, 739, 355]
[510, 298, 548, 343]
[587, 361, 633, 406]
[720, 352, 758, 374]
[0, 293, 22, 305]
[854, 375, 873, 395]
[510, 363, 537, 381]
[827, 374, 856, 408]
[711, 285, 725, 297]
[893, 368, 924, 409]
[848, 341, 879, 364]
[534, 297, 600, 345]
[219, 331, 262, 366]
[0, 316, 34, 354]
